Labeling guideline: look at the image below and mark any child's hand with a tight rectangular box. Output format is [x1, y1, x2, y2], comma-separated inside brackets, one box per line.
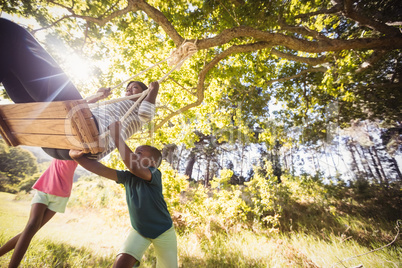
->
[108, 121, 121, 132]
[108, 121, 122, 139]
[69, 149, 85, 159]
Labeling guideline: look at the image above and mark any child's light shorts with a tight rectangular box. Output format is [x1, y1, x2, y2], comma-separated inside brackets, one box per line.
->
[118, 226, 178, 268]
[31, 190, 69, 213]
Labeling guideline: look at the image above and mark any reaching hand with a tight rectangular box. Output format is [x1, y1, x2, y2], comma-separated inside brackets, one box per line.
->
[96, 87, 112, 99]
[144, 81, 159, 104]
[108, 121, 122, 142]
[148, 81, 159, 93]
[69, 149, 85, 160]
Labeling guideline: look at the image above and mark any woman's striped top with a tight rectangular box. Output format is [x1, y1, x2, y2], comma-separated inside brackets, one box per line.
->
[90, 99, 155, 160]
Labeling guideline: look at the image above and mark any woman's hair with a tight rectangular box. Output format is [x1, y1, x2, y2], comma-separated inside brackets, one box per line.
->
[127, 81, 148, 91]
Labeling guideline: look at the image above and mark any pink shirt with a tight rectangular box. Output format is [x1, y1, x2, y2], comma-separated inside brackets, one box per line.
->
[32, 159, 78, 197]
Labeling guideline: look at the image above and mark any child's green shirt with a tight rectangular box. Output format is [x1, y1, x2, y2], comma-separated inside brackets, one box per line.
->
[116, 167, 172, 239]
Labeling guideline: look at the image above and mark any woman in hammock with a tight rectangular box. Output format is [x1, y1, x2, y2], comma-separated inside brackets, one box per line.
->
[0, 18, 158, 267]
[1, 17, 159, 160]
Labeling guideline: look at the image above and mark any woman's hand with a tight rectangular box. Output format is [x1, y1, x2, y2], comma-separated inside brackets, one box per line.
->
[145, 81, 159, 104]
[148, 81, 159, 93]
[96, 87, 112, 99]
[86, 87, 112, 103]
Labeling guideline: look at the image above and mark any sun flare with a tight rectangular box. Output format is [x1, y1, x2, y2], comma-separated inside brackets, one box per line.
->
[64, 54, 92, 83]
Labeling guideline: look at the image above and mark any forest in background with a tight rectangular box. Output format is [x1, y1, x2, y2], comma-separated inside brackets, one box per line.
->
[0, 0, 401, 266]
[1, 0, 400, 191]
[0, 139, 401, 267]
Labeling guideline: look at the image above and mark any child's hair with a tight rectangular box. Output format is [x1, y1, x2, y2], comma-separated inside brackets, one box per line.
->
[143, 145, 162, 167]
[127, 81, 148, 91]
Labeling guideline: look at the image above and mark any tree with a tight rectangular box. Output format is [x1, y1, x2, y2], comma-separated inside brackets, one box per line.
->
[1, 0, 401, 145]
[2, 1, 401, 185]
[0, 140, 38, 192]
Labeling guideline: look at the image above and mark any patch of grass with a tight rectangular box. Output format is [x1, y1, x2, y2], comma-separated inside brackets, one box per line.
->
[288, 231, 402, 268]
[176, 229, 401, 268]
[0, 235, 114, 267]
[0, 192, 32, 235]
[1, 175, 401, 268]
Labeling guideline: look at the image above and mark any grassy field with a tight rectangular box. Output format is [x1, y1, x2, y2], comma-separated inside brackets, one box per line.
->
[0, 189, 401, 267]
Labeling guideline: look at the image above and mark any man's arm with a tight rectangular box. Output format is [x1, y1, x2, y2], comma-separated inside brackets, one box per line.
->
[108, 122, 152, 181]
[69, 150, 118, 181]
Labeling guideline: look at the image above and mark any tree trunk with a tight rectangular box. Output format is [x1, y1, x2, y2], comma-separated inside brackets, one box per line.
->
[310, 150, 317, 174]
[361, 146, 376, 181]
[239, 145, 245, 178]
[184, 151, 196, 180]
[367, 147, 385, 185]
[330, 147, 339, 174]
[372, 146, 389, 185]
[175, 145, 184, 171]
[354, 144, 374, 182]
[290, 146, 295, 176]
[162, 144, 177, 166]
[205, 157, 210, 187]
[390, 157, 402, 181]
[347, 140, 362, 176]
[324, 147, 332, 177]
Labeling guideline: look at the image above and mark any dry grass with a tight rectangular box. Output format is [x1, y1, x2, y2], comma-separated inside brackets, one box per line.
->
[1, 180, 401, 268]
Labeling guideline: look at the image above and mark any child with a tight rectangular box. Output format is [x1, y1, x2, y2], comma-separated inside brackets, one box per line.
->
[0, 159, 77, 268]
[69, 120, 178, 268]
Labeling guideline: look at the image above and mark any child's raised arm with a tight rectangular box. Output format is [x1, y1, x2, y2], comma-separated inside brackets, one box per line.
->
[108, 122, 152, 181]
[69, 150, 118, 181]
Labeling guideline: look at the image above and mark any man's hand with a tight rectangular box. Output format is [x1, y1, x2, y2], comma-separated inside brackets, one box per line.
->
[69, 149, 85, 160]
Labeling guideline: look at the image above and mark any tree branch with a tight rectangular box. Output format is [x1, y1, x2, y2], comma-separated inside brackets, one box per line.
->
[271, 48, 329, 66]
[278, 18, 330, 41]
[31, 15, 73, 34]
[44, 2, 402, 54]
[228, 0, 245, 6]
[355, 50, 387, 74]
[343, 0, 400, 36]
[295, 2, 343, 19]
[136, 0, 184, 46]
[265, 67, 327, 86]
[358, 82, 402, 89]
[167, 77, 197, 96]
[189, 26, 402, 54]
[47, 0, 139, 27]
[295, 0, 400, 36]
[154, 42, 273, 130]
[30, 0, 401, 131]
